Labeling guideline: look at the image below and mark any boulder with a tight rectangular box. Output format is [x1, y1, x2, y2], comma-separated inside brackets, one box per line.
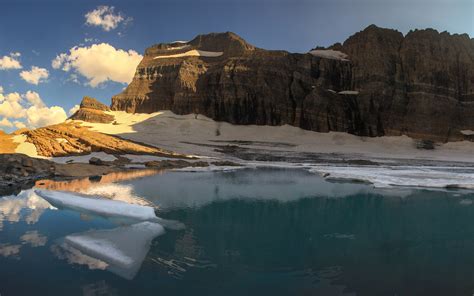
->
[89, 157, 104, 166]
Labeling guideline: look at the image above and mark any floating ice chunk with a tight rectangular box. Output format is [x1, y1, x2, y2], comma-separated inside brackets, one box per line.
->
[62, 222, 164, 280]
[309, 49, 349, 61]
[34, 190, 184, 229]
[153, 49, 223, 59]
[35, 189, 157, 221]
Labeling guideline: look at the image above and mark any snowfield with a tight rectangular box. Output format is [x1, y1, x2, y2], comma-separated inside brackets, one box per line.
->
[78, 110, 474, 164]
[12, 134, 41, 158]
[309, 49, 349, 61]
[338, 90, 359, 95]
[153, 49, 223, 59]
[69, 110, 474, 189]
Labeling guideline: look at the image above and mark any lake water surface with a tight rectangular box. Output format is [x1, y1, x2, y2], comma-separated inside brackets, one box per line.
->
[1, 168, 474, 295]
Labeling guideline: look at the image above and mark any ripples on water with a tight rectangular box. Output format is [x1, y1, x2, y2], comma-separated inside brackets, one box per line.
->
[0, 168, 474, 295]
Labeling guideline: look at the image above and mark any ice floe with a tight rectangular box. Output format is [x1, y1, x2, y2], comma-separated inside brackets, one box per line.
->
[35, 189, 184, 229]
[54, 222, 164, 279]
[35, 189, 158, 221]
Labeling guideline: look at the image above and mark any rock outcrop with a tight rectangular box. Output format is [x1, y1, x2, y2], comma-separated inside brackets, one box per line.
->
[70, 96, 115, 123]
[111, 26, 474, 142]
[0, 154, 56, 195]
[23, 122, 188, 158]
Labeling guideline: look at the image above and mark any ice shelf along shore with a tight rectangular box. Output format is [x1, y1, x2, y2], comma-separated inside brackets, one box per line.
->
[308, 165, 474, 189]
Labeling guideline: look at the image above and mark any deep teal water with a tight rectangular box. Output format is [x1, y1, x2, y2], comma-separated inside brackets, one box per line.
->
[1, 168, 474, 295]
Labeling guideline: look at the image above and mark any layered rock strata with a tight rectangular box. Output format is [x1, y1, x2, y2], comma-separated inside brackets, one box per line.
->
[111, 26, 474, 142]
[23, 122, 186, 158]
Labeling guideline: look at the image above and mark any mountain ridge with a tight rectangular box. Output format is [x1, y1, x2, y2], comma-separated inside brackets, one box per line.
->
[109, 25, 474, 142]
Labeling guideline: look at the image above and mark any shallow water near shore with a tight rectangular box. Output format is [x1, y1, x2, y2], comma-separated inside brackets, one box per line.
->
[1, 168, 474, 295]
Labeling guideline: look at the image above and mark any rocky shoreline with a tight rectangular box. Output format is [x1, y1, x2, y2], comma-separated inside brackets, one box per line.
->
[0, 153, 240, 197]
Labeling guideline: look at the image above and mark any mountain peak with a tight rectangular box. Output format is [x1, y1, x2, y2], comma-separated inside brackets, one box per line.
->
[80, 96, 110, 111]
[188, 31, 255, 54]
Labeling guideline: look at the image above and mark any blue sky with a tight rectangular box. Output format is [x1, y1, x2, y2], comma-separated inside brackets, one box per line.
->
[0, 0, 472, 131]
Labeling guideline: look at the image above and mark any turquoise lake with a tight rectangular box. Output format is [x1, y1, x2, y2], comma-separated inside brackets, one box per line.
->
[1, 168, 474, 295]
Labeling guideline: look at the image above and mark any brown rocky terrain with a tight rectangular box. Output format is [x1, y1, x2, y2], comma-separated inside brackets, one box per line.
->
[23, 121, 187, 158]
[111, 25, 474, 142]
[0, 154, 126, 196]
[0, 154, 55, 195]
[70, 96, 115, 123]
[0, 151, 236, 196]
[0, 153, 149, 196]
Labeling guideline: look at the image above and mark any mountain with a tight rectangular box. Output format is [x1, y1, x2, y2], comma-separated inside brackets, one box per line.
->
[110, 25, 474, 142]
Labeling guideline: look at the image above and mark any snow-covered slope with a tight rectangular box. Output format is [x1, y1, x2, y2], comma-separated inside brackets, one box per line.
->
[76, 110, 474, 164]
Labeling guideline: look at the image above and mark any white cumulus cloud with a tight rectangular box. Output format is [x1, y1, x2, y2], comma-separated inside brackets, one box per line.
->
[0, 92, 25, 118]
[25, 105, 67, 128]
[0, 118, 13, 128]
[20, 66, 49, 85]
[0, 52, 22, 70]
[24, 90, 45, 107]
[68, 104, 80, 116]
[52, 43, 142, 87]
[13, 121, 26, 129]
[85, 6, 129, 31]
[0, 89, 67, 130]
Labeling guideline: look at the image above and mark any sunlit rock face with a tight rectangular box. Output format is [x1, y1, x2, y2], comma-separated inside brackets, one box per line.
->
[70, 96, 114, 123]
[111, 26, 474, 142]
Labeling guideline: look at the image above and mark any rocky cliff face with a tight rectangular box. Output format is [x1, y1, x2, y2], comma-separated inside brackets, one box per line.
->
[70, 96, 115, 123]
[111, 26, 474, 142]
